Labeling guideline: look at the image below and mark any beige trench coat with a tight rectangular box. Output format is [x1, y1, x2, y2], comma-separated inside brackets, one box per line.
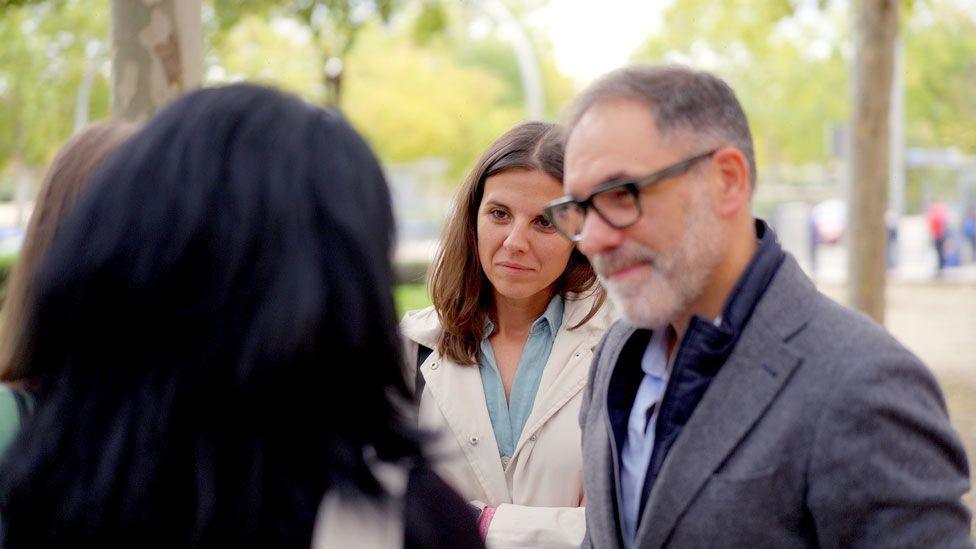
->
[400, 293, 612, 549]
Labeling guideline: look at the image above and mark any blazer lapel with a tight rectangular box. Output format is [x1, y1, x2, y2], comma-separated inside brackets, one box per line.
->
[421, 353, 513, 504]
[636, 257, 813, 547]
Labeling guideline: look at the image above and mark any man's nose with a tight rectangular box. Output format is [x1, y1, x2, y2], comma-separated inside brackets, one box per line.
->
[578, 210, 623, 258]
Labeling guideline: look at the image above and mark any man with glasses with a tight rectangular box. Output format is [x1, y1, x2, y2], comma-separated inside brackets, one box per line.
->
[550, 65, 972, 548]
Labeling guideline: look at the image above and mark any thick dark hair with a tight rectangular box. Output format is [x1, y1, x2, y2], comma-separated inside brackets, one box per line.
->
[566, 64, 757, 188]
[429, 121, 603, 366]
[0, 85, 423, 547]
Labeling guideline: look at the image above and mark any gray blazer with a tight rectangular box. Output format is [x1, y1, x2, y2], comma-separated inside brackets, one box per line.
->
[580, 256, 973, 548]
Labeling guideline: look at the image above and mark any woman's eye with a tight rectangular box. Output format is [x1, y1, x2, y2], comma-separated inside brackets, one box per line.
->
[535, 216, 556, 232]
[490, 209, 509, 220]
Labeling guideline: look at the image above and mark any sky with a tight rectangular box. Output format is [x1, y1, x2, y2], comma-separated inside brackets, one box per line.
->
[527, 0, 670, 86]
[527, 0, 976, 88]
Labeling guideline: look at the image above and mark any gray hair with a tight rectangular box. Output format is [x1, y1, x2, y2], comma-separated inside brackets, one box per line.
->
[565, 65, 757, 188]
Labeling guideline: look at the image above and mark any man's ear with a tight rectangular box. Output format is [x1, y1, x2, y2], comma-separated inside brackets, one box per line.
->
[711, 147, 751, 218]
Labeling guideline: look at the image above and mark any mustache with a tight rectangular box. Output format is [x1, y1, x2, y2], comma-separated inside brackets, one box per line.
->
[592, 244, 658, 278]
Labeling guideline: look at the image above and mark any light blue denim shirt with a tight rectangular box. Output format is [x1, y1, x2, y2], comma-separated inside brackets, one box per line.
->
[479, 295, 564, 466]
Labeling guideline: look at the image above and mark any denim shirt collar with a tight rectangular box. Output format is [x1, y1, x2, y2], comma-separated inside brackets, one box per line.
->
[483, 294, 565, 339]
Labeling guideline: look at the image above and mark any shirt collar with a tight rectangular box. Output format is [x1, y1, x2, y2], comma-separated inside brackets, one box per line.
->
[483, 294, 565, 339]
[641, 327, 671, 379]
[534, 294, 564, 336]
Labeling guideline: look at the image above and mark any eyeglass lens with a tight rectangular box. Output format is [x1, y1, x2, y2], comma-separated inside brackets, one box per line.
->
[550, 187, 641, 239]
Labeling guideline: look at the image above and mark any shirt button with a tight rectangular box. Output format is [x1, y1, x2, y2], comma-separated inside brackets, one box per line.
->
[469, 436, 479, 445]
[529, 434, 538, 441]
[574, 353, 581, 358]
[429, 362, 439, 370]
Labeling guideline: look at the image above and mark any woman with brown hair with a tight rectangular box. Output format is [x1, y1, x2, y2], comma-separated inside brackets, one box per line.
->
[0, 122, 136, 453]
[401, 121, 612, 548]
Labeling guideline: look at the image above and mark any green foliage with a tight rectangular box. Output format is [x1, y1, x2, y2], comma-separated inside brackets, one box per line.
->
[0, 1, 111, 175]
[632, 0, 849, 168]
[341, 25, 523, 177]
[0, 0, 60, 8]
[0, 253, 17, 304]
[395, 283, 430, 315]
[453, 37, 575, 120]
[632, 0, 976, 169]
[455, 38, 528, 109]
[2, 0, 572, 185]
[210, 0, 415, 106]
[212, 17, 525, 178]
[212, 0, 398, 36]
[215, 1, 455, 110]
[411, 0, 448, 45]
[904, 0, 976, 153]
[216, 14, 325, 98]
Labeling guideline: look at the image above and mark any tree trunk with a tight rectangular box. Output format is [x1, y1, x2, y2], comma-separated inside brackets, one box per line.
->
[323, 63, 343, 108]
[110, 0, 203, 122]
[848, 0, 898, 324]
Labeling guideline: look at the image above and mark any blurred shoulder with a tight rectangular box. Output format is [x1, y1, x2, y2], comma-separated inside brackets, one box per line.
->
[404, 466, 484, 549]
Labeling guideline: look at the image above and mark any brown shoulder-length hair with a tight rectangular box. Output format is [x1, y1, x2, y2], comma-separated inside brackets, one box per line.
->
[0, 122, 137, 383]
[429, 121, 604, 366]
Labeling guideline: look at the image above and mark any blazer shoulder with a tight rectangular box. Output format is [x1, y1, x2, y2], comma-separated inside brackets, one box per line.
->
[758, 255, 923, 378]
[801, 290, 925, 374]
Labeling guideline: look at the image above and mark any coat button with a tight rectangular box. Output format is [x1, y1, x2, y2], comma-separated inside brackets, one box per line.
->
[501, 455, 511, 470]
[469, 436, 479, 445]
[574, 353, 581, 358]
[429, 362, 439, 370]
[529, 434, 537, 441]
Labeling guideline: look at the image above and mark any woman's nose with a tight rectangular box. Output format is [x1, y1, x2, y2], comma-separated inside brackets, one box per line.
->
[503, 221, 530, 253]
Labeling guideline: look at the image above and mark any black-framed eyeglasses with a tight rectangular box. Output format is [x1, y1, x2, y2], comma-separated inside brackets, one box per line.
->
[543, 149, 717, 243]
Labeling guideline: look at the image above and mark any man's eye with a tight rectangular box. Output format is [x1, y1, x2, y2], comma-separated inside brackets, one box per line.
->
[604, 187, 632, 204]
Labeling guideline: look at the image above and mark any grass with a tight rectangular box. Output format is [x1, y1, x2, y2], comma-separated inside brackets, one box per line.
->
[395, 284, 431, 316]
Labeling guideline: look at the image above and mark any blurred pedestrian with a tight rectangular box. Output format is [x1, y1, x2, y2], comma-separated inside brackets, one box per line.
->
[964, 202, 976, 262]
[927, 202, 949, 275]
[0, 84, 483, 548]
[401, 121, 611, 548]
[886, 210, 899, 270]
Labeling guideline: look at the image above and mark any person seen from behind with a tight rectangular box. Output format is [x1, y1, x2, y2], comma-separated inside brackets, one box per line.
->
[0, 84, 483, 549]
